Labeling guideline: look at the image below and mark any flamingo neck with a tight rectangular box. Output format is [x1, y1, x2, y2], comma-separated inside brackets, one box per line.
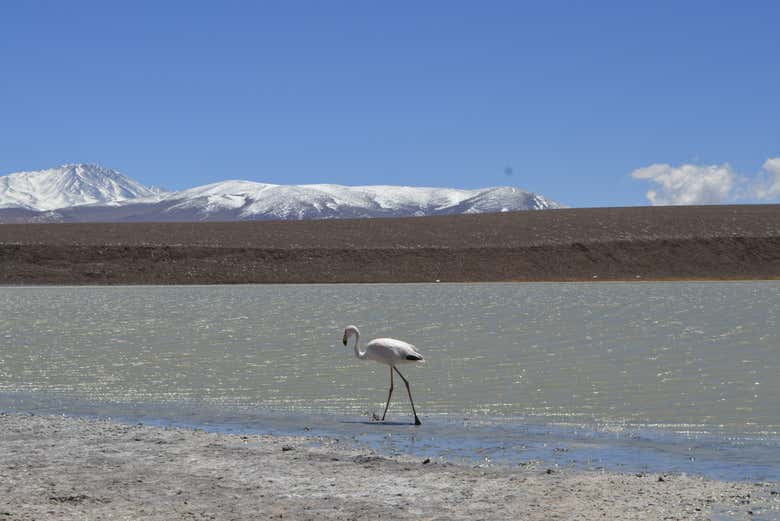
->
[352, 330, 366, 360]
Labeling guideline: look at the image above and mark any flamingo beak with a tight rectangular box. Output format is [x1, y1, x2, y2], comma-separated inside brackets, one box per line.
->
[342, 336, 347, 346]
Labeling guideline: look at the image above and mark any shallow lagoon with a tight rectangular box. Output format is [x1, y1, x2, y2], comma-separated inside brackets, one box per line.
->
[1, 282, 779, 481]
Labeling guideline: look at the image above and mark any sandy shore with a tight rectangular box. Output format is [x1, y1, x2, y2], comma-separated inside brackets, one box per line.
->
[1, 414, 775, 520]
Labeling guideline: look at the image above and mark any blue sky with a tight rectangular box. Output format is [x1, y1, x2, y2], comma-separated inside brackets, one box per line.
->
[1, 1, 778, 207]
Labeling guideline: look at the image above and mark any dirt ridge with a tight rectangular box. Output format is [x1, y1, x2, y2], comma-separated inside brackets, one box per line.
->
[1, 205, 779, 284]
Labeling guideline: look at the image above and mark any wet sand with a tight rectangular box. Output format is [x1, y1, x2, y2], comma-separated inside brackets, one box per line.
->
[0, 413, 775, 520]
[0, 205, 779, 284]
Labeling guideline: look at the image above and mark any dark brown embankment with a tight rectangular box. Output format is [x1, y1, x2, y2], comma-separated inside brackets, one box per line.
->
[0, 205, 779, 284]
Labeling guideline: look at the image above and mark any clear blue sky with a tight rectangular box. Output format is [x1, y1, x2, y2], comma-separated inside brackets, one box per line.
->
[2, 1, 778, 207]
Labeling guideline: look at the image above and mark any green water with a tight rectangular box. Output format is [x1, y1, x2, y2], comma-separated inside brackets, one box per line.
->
[1, 283, 778, 434]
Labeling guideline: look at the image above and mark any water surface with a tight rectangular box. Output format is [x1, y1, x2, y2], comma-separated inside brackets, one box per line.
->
[1, 283, 779, 482]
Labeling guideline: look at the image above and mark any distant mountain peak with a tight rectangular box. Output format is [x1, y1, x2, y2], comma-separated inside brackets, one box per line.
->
[0, 164, 562, 222]
[0, 164, 162, 211]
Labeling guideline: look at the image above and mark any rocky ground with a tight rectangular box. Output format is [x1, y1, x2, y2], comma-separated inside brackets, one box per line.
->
[1, 413, 776, 520]
[1, 205, 779, 284]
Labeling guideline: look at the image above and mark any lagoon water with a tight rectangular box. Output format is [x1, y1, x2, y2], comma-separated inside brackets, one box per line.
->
[1, 283, 779, 481]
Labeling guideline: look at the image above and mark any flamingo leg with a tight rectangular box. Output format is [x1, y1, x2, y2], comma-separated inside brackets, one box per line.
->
[381, 367, 394, 421]
[393, 367, 421, 426]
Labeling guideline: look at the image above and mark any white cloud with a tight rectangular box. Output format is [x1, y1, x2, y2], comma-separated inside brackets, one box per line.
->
[753, 158, 780, 200]
[630, 163, 737, 205]
[631, 158, 780, 205]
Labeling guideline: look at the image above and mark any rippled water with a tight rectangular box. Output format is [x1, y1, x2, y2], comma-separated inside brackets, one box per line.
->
[1, 283, 779, 482]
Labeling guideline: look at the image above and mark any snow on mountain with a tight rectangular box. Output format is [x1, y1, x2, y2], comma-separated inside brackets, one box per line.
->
[437, 186, 560, 215]
[0, 164, 162, 211]
[0, 164, 562, 223]
[152, 181, 562, 221]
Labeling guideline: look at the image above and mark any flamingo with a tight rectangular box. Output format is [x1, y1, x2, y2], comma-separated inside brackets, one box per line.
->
[342, 325, 424, 425]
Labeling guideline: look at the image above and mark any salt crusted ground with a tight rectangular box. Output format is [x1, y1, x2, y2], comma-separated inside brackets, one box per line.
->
[1, 413, 776, 520]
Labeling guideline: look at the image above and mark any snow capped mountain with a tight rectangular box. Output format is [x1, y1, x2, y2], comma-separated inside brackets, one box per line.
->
[151, 181, 561, 221]
[0, 164, 561, 223]
[0, 164, 161, 211]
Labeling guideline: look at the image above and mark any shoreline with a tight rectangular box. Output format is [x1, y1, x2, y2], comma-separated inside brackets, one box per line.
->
[2, 391, 780, 485]
[1, 413, 776, 520]
[1, 277, 780, 287]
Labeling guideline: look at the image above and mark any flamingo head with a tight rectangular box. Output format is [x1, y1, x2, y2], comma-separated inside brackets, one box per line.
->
[342, 325, 359, 346]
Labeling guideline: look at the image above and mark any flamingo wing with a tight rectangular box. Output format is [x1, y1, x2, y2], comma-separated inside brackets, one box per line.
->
[366, 338, 424, 365]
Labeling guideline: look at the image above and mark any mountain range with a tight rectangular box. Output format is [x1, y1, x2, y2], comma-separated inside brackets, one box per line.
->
[0, 164, 561, 223]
